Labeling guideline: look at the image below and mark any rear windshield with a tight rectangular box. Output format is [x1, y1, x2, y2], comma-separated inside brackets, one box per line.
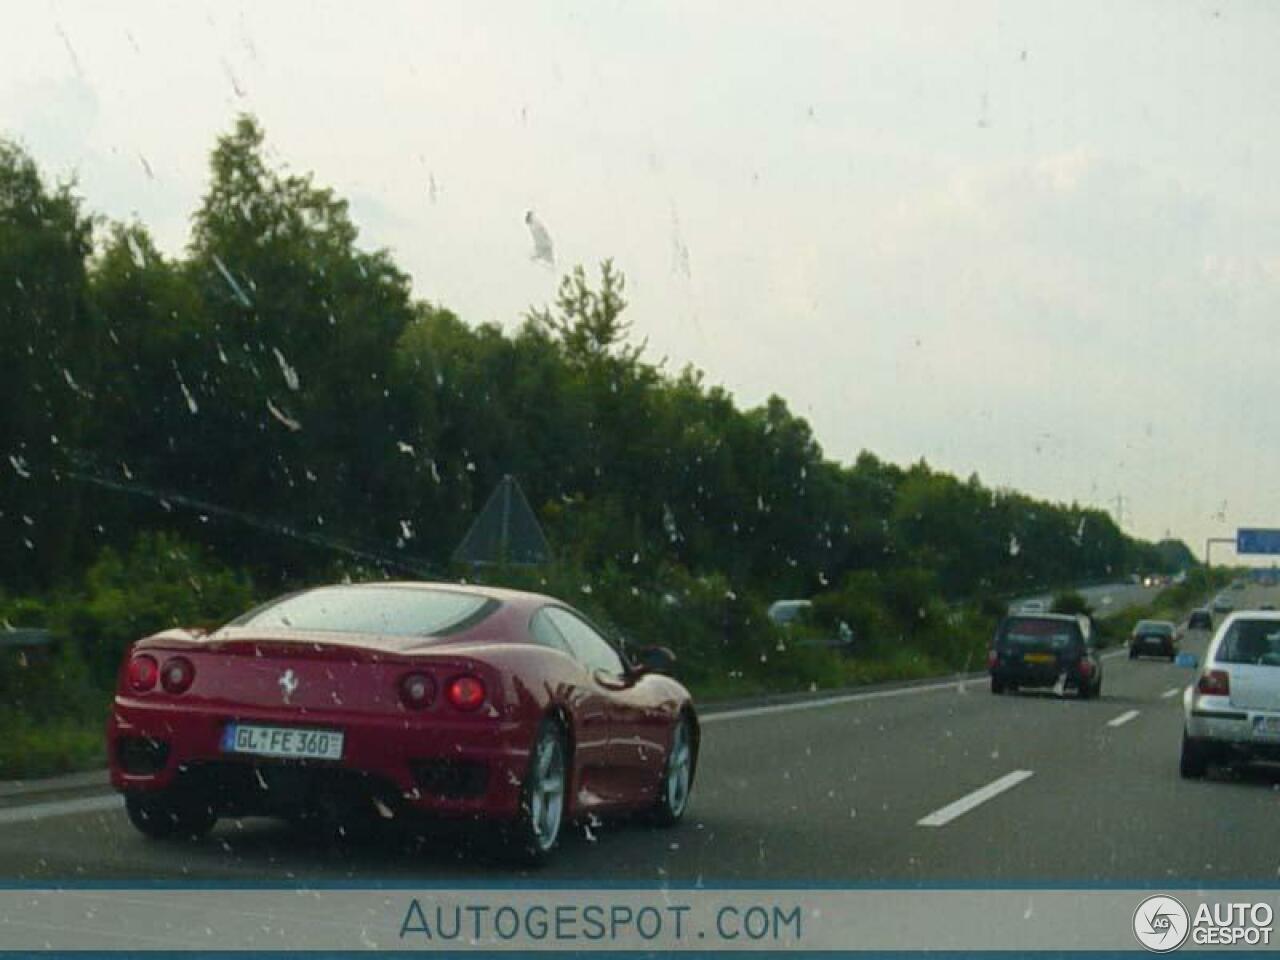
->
[768, 601, 812, 625]
[1134, 622, 1174, 637]
[998, 617, 1080, 649]
[233, 586, 495, 636]
[1215, 620, 1280, 667]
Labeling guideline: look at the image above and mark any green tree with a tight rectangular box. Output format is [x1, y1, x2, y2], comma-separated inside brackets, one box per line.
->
[526, 259, 641, 368]
[0, 140, 97, 585]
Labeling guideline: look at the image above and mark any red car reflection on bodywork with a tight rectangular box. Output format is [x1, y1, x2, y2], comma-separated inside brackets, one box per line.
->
[107, 582, 698, 862]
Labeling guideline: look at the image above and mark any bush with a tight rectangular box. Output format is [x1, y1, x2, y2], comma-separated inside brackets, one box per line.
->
[0, 710, 104, 779]
[53, 532, 258, 685]
[0, 640, 103, 722]
[1050, 591, 1093, 617]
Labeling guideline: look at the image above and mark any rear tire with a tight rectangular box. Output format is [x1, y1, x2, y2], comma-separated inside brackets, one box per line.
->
[652, 714, 695, 827]
[990, 676, 1005, 695]
[505, 718, 567, 866]
[125, 793, 216, 841]
[1180, 732, 1208, 779]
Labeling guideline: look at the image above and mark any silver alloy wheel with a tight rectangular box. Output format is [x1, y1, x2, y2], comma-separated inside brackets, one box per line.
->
[665, 719, 692, 818]
[528, 730, 565, 851]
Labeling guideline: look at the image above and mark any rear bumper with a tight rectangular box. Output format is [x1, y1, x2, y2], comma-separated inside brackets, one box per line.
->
[107, 699, 530, 819]
[1130, 639, 1175, 656]
[1184, 694, 1280, 761]
[991, 665, 1093, 689]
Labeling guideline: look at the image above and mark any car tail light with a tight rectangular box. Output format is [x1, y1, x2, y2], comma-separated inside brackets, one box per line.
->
[160, 656, 195, 694]
[986, 648, 998, 669]
[127, 654, 158, 692]
[1078, 659, 1094, 678]
[446, 675, 486, 711]
[399, 672, 437, 710]
[1198, 669, 1230, 696]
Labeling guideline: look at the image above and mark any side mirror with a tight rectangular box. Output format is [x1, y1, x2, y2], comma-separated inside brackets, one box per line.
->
[635, 645, 677, 676]
[1175, 652, 1199, 669]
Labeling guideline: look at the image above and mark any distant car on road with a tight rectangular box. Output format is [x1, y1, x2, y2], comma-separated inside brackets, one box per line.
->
[1016, 599, 1047, 614]
[989, 613, 1102, 699]
[767, 599, 813, 627]
[1261, 603, 1277, 612]
[1181, 612, 1280, 778]
[1187, 608, 1214, 631]
[1212, 594, 1235, 614]
[1129, 620, 1177, 661]
[1232, 579, 1247, 591]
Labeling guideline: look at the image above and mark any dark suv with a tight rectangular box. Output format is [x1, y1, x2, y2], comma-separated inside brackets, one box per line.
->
[1129, 620, 1177, 660]
[988, 613, 1102, 699]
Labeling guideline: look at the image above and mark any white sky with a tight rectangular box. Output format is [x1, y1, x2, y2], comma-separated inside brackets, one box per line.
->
[4, 0, 1279, 563]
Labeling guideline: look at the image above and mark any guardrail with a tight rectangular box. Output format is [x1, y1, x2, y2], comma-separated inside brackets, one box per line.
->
[0, 629, 51, 650]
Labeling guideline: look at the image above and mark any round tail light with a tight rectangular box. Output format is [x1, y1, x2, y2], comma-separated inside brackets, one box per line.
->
[399, 672, 437, 709]
[160, 656, 195, 694]
[446, 675, 486, 711]
[127, 654, 159, 692]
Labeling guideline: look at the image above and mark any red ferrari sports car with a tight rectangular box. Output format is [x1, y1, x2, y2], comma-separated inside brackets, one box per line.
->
[107, 581, 698, 862]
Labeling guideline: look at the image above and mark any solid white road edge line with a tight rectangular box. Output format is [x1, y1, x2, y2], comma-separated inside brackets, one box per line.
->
[704, 645, 1133, 725]
[1107, 709, 1141, 728]
[0, 794, 121, 827]
[702, 676, 976, 724]
[916, 770, 1034, 827]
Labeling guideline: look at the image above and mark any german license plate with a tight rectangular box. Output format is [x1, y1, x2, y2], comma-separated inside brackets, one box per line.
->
[221, 723, 344, 760]
[1024, 653, 1055, 664]
[1252, 716, 1280, 739]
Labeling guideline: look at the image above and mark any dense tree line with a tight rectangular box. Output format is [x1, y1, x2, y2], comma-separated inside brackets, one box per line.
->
[0, 117, 1188, 691]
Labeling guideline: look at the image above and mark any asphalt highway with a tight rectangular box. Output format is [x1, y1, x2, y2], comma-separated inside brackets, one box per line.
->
[1, 583, 1276, 883]
[1012, 581, 1159, 618]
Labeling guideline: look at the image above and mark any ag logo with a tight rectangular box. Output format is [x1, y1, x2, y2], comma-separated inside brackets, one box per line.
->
[1133, 895, 1190, 953]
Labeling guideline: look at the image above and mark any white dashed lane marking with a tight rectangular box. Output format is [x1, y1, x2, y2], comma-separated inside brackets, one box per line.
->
[917, 770, 1035, 828]
[1107, 710, 1141, 728]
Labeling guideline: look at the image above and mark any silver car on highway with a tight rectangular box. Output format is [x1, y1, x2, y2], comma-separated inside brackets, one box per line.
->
[1181, 611, 1280, 777]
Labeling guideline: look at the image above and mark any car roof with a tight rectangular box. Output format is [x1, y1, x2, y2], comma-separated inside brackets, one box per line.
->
[1219, 610, 1280, 625]
[1003, 612, 1079, 623]
[1208, 610, 1280, 653]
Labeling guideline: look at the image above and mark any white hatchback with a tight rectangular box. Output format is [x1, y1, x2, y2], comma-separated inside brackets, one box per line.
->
[1181, 612, 1280, 777]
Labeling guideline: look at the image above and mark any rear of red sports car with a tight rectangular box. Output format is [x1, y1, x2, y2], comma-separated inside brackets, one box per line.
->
[106, 581, 697, 861]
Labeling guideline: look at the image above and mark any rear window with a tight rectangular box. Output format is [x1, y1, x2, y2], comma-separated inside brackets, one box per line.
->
[1215, 620, 1280, 667]
[1134, 622, 1174, 637]
[998, 617, 1080, 649]
[233, 586, 495, 636]
[768, 600, 813, 625]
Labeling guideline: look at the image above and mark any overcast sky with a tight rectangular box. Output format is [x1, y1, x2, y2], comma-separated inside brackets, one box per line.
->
[4, 0, 1278, 563]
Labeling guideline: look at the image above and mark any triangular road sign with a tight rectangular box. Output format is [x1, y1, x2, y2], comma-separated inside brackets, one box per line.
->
[452, 475, 552, 565]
